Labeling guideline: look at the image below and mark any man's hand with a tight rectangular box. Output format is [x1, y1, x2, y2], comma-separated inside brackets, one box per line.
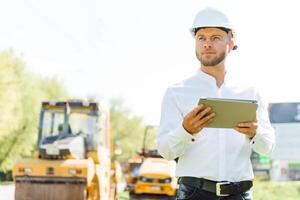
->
[183, 104, 216, 135]
[234, 120, 257, 139]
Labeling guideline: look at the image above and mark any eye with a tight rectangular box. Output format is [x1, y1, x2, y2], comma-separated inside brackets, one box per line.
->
[197, 36, 205, 41]
[212, 36, 221, 41]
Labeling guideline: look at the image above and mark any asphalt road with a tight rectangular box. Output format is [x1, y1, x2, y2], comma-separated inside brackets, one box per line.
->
[0, 183, 126, 200]
[0, 185, 14, 200]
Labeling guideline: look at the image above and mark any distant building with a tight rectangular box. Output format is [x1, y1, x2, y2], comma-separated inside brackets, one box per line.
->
[269, 102, 300, 181]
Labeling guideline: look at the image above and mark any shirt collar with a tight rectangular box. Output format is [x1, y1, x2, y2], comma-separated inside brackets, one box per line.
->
[195, 69, 229, 87]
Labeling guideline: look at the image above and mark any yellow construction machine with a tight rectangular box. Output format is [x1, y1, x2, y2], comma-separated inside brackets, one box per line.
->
[13, 100, 119, 200]
[125, 126, 177, 200]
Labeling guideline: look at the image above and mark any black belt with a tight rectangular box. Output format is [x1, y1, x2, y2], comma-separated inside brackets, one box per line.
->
[178, 177, 253, 197]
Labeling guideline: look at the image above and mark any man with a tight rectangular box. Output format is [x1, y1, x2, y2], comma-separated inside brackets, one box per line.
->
[158, 7, 275, 200]
[58, 123, 72, 135]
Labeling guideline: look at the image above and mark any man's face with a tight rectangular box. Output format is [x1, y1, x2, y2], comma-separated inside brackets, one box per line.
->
[195, 28, 232, 67]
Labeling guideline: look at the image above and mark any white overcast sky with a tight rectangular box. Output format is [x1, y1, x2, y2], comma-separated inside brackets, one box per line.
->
[0, 0, 299, 125]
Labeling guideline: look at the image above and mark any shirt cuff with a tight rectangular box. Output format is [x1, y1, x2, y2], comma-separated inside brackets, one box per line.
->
[249, 132, 258, 145]
[173, 124, 196, 143]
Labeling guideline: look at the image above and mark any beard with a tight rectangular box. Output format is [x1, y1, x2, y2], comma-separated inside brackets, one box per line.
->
[196, 50, 226, 67]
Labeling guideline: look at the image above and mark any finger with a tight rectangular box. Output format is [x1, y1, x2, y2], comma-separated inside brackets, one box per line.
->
[185, 107, 200, 120]
[237, 123, 250, 128]
[189, 116, 214, 133]
[234, 127, 252, 134]
[201, 116, 215, 128]
[234, 127, 245, 134]
[183, 106, 206, 133]
[234, 127, 256, 139]
[188, 106, 208, 124]
[191, 104, 205, 117]
[195, 106, 212, 121]
[194, 112, 215, 127]
[237, 121, 257, 128]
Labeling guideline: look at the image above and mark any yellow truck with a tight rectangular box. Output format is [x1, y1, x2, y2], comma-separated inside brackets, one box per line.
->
[125, 126, 177, 200]
[132, 151, 177, 199]
[13, 100, 118, 200]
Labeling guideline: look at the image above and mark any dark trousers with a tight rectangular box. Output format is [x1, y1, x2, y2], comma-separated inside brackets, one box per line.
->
[176, 183, 252, 200]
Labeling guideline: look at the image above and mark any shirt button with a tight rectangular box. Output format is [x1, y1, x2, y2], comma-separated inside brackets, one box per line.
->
[191, 138, 195, 142]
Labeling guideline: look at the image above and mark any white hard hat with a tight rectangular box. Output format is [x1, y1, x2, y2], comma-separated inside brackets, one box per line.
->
[190, 7, 237, 50]
[190, 7, 234, 34]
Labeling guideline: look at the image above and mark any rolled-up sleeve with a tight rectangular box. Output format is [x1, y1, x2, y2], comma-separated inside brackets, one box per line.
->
[157, 88, 195, 160]
[251, 91, 275, 155]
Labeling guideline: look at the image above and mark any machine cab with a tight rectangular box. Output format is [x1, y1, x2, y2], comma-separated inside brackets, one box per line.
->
[37, 101, 106, 160]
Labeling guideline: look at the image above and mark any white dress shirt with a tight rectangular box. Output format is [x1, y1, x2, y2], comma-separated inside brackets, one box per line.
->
[158, 70, 275, 182]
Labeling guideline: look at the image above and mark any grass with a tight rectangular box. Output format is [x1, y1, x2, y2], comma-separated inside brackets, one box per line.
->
[0, 181, 14, 186]
[117, 181, 300, 200]
[117, 191, 130, 200]
[253, 180, 300, 200]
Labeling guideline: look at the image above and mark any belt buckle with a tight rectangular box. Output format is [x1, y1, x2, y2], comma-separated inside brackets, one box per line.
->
[216, 182, 230, 196]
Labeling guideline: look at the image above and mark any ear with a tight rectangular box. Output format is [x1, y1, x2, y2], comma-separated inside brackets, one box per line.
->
[228, 38, 235, 53]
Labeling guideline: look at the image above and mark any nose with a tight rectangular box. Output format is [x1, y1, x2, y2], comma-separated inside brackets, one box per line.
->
[203, 40, 212, 49]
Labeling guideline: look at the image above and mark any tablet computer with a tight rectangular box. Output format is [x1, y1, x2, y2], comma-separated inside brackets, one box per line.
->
[198, 98, 258, 128]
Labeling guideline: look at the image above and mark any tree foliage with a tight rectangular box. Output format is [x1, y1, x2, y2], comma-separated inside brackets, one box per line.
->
[110, 98, 143, 162]
[0, 50, 68, 172]
[0, 50, 158, 173]
[109, 98, 147, 163]
[109, 98, 158, 163]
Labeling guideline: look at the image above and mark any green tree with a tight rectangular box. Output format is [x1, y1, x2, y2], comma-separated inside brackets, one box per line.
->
[0, 50, 68, 172]
[110, 98, 146, 162]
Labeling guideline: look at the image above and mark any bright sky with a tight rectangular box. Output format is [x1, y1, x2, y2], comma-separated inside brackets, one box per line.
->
[0, 0, 299, 125]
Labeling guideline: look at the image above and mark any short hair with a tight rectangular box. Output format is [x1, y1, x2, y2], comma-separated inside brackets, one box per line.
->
[194, 27, 231, 36]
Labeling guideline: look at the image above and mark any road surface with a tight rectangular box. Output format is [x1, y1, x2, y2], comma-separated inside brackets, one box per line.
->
[0, 185, 14, 200]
